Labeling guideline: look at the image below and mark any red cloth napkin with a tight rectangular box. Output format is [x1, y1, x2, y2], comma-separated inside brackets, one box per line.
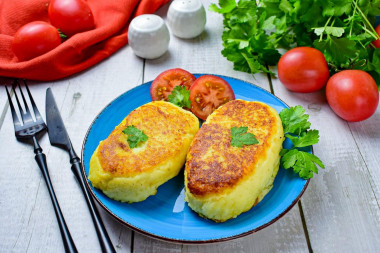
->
[0, 0, 170, 81]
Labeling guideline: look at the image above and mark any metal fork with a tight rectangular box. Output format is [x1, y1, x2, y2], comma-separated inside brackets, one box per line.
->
[5, 80, 78, 253]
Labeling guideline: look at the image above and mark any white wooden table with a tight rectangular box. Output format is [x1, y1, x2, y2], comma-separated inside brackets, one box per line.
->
[1, 1, 380, 252]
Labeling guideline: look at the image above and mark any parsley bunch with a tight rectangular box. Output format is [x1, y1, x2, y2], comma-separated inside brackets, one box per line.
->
[279, 106, 325, 179]
[210, 0, 380, 87]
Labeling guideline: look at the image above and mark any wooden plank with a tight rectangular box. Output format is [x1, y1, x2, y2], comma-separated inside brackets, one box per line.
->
[348, 115, 380, 204]
[183, 207, 308, 253]
[44, 45, 145, 252]
[0, 45, 142, 252]
[0, 82, 66, 252]
[0, 78, 14, 130]
[270, 70, 380, 252]
[134, 1, 309, 252]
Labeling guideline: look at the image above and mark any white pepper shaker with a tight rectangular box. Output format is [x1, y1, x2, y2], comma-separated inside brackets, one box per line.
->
[167, 0, 206, 39]
[128, 14, 170, 59]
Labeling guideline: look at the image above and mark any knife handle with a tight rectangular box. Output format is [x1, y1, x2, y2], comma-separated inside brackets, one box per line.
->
[70, 158, 116, 253]
[33, 137, 78, 253]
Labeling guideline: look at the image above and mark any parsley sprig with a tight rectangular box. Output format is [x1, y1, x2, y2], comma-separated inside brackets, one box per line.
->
[168, 86, 191, 109]
[230, 126, 259, 148]
[122, 125, 148, 148]
[279, 106, 325, 179]
[210, 0, 380, 88]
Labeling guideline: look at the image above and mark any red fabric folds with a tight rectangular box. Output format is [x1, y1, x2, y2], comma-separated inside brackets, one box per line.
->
[0, 0, 169, 81]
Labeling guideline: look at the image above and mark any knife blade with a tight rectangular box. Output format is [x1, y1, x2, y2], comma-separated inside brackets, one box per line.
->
[45, 88, 116, 253]
[46, 89, 73, 150]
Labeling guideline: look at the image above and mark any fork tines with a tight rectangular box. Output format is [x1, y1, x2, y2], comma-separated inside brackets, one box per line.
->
[5, 79, 46, 139]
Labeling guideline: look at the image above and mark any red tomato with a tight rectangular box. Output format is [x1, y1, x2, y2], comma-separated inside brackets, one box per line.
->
[12, 21, 61, 61]
[278, 47, 330, 93]
[373, 24, 380, 48]
[189, 75, 235, 120]
[150, 68, 196, 101]
[48, 0, 95, 37]
[326, 70, 379, 122]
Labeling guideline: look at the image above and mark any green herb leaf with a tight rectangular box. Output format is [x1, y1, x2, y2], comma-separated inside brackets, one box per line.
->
[279, 105, 311, 135]
[168, 85, 191, 109]
[285, 130, 320, 148]
[313, 37, 357, 68]
[231, 126, 259, 148]
[122, 125, 148, 148]
[262, 16, 276, 31]
[322, 0, 352, 17]
[209, 0, 236, 13]
[313, 27, 345, 37]
[280, 149, 325, 179]
[279, 106, 325, 179]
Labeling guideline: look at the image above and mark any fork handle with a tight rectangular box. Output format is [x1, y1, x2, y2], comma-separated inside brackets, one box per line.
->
[70, 156, 116, 253]
[33, 138, 78, 253]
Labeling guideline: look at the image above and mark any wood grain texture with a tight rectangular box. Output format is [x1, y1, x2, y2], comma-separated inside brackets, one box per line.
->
[0, 82, 64, 252]
[0, 86, 7, 130]
[44, 45, 145, 253]
[3, 0, 379, 252]
[270, 70, 380, 252]
[348, 115, 380, 207]
[0, 46, 141, 252]
[0, 78, 15, 130]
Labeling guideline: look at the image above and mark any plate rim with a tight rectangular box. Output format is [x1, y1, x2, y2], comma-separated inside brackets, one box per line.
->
[80, 73, 310, 244]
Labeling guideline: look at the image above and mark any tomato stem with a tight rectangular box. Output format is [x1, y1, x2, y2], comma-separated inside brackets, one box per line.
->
[58, 29, 67, 39]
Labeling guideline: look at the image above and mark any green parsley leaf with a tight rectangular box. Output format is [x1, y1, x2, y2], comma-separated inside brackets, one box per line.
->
[280, 149, 325, 179]
[167, 86, 191, 109]
[313, 37, 357, 68]
[321, 0, 352, 17]
[366, 48, 380, 90]
[279, 105, 310, 135]
[313, 27, 345, 37]
[285, 130, 320, 148]
[209, 0, 236, 13]
[279, 0, 293, 13]
[231, 126, 259, 148]
[279, 106, 325, 179]
[122, 125, 148, 148]
[262, 16, 276, 31]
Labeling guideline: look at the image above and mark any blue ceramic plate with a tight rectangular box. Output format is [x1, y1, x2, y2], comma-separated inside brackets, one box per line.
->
[81, 74, 309, 243]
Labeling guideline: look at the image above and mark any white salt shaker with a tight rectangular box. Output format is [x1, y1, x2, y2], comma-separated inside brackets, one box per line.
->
[167, 0, 206, 39]
[128, 14, 170, 59]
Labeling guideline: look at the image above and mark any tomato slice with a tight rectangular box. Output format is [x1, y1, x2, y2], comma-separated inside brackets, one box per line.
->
[150, 68, 196, 101]
[189, 75, 235, 120]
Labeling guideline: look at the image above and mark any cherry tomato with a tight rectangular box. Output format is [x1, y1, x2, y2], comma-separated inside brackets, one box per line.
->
[278, 47, 330, 93]
[189, 75, 235, 120]
[12, 21, 61, 61]
[48, 0, 95, 37]
[150, 68, 196, 101]
[373, 24, 380, 48]
[326, 70, 379, 122]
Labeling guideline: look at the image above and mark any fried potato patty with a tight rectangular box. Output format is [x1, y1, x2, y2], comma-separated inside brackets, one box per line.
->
[185, 100, 284, 222]
[89, 101, 199, 203]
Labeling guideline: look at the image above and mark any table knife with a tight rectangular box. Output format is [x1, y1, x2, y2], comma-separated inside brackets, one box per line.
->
[45, 88, 116, 253]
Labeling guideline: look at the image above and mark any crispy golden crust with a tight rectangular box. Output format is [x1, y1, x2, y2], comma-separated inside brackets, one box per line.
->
[186, 100, 282, 196]
[97, 101, 198, 177]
